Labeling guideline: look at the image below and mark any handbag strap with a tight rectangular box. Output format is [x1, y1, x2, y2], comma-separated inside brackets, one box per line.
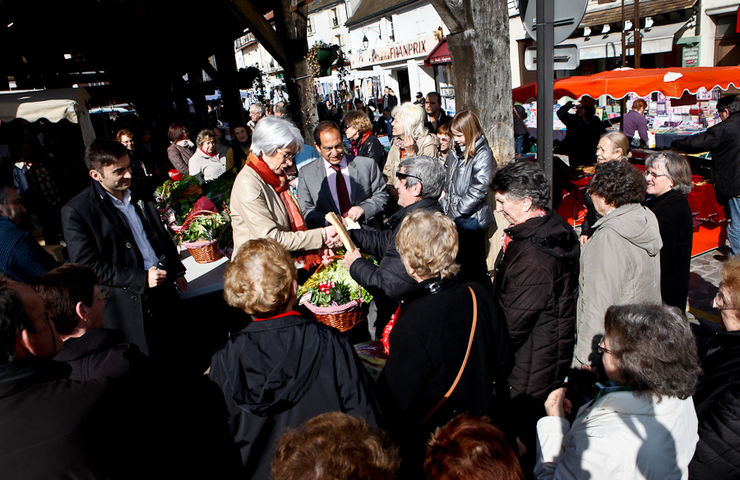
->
[422, 286, 478, 424]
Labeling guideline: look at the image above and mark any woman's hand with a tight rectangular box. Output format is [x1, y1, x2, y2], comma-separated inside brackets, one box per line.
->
[544, 387, 572, 418]
[341, 249, 362, 270]
[322, 226, 341, 248]
[402, 134, 417, 154]
[579, 235, 588, 246]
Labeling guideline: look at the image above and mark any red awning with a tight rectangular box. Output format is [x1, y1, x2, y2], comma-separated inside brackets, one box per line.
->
[512, 66, 740, 103]
[424, 39, 451, 67]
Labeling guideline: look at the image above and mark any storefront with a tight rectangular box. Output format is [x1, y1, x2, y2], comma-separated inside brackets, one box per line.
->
[423, 38, 456, 115]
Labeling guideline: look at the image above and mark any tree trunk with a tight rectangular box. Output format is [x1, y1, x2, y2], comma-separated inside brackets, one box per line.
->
[430, 0, 513, 166]
[273, 0, 319, 144]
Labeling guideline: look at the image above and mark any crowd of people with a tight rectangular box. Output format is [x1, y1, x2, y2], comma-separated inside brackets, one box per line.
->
[0, 92, 739, 480]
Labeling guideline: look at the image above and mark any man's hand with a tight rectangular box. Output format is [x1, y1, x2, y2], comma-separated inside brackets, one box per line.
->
[174, 276, 188, 292]
[579, 234, 588, 246]
[544, 387, 572, 418]
[147, 267, 167, 288]
[320, 246, 335, 265]
[342, 249, 362, 271]
[346, 206, 364, 222]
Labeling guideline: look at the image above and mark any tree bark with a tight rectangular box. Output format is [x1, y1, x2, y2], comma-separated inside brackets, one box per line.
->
[429, 0, 513, 166]
[273, 0, 319, 144]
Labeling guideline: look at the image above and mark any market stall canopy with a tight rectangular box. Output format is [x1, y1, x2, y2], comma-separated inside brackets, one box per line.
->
[0, 88, 95, 146]
[424, 39, 451, 66]
[512, 66, 740, 103]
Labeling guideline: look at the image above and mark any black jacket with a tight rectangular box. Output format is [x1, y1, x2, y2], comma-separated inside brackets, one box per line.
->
[425, 110, 452, 134]
[355, 134, 387, 169]
[644, 189, 693, 310]
[350, 198, 442, 301]
[556, 104, 606, 167]
[54, 328, 148, 381]
[61, 182, 185, 355]
[493, 210, 579, 401]
[378, 279, 512, 441]
[209, 314, 381, 480]
[690, 330, 740, 479]
[0, 360, 133, 479]
[672, 112, 740, 199]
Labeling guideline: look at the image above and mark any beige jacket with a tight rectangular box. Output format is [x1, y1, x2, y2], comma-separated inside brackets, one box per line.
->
[382, 132, 440, 184]
[230, 167, 322, 256]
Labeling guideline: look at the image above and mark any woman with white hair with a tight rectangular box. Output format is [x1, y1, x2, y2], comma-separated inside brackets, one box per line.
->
[383, 102, 440, 193]
[229, 116, 337, 260]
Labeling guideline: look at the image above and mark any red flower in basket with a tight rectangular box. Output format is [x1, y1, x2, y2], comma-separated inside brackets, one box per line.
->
[168, 169, 183, 181]
[318, 281, 334, 295]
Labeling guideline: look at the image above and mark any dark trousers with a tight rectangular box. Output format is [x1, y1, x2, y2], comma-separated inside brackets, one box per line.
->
[456, 227, 491, 288]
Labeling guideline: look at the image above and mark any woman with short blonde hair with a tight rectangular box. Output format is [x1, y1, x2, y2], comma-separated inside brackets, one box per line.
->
[380, 209, 511, 477]
[223, 238, 296, 316]
[210, 238, 380, 479]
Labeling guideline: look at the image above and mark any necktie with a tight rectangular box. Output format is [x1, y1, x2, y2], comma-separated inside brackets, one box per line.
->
[330, 164, 351, 216]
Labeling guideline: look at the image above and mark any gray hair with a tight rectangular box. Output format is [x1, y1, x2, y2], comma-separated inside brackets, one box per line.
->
[195, 129, 215, 147]
[491, 160, 550, 210]
[646, 151, 693, 194]
[391, 102, 428, 140]
[249, 102, 266, 115]
[399, 155, 446, 200]
[250, 117, 304, 157]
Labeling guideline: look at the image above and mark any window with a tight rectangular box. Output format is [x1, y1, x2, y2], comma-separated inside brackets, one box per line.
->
[331, 8, 339, 28]
[307, 17, 313, 35]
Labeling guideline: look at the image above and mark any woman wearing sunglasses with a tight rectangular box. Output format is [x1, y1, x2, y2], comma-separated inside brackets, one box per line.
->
[536, 303, 701, 479]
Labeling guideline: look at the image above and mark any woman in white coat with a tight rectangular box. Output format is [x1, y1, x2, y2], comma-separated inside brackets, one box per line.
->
[536, 304, 702, 480]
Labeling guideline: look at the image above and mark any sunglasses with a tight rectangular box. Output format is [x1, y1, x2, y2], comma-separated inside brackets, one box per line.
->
[396, 171, 422, 182]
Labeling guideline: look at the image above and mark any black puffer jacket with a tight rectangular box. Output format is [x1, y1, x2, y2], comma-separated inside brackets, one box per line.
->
[672, 112, 740, 199]
[690, 329, 740, 479]
[492, 210, 579, 401]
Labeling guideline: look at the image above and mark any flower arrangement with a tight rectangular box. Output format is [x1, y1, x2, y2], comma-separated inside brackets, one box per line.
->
[298, 256, 374, 308]
[176, 211, 230, 243]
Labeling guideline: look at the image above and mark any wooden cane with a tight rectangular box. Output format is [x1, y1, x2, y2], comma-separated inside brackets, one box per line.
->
[325, 212, 357, 252]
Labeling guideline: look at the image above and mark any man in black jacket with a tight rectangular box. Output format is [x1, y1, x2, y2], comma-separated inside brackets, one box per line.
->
[424, 92, 452, 134]
[342, 155, 446, 337]
[61, 139, 186, 357]
[673, 94, 740, 254]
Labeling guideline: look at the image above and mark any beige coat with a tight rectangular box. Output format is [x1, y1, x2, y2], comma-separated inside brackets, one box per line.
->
[382, 132, 440, 184]
[230, 167, 322, 256]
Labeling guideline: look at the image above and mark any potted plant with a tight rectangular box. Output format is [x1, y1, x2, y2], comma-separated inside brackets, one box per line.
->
[176, 210, 230, 264]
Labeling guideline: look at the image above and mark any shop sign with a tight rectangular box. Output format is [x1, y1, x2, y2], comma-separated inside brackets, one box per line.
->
[682, 45, 700, 67]
[351, 35, 437, 69]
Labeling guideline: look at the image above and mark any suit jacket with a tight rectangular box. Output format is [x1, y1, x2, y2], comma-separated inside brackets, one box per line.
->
[61, 182, 184, 354]
[297, 154, 388, 228]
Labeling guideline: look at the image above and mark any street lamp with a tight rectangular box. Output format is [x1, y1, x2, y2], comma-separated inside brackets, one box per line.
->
[362, 35, 369, 50]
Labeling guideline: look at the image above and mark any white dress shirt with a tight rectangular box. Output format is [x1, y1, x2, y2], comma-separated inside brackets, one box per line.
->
[107, 189, 159, 269]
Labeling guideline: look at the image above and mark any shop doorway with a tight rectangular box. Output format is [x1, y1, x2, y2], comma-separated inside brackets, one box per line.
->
[397, 69, 411, 102]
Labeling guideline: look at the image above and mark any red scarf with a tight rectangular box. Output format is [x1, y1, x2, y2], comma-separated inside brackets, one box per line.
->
[199, 147, 217, 157]
[352, 131, 372, 155]
[247, 153, 321, 268]
[381, 303, 403, 355]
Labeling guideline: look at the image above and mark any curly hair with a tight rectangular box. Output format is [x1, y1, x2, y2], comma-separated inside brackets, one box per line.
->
[395, 210, 459, 280]
[604, 304, 702, 400]
[223, 239, 297, 317]
[195, 128, 215, 148]
[589, 159, 647, 207]
[342, 110, 373, 133]
[491, 159, 550, 210]
[271, 412, 400, 480]
[425, 414, 523, 480]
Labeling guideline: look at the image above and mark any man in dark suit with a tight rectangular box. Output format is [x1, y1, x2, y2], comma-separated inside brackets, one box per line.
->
[424, 92, 452, 134]
[61, 139, 186, 357]
[297, 121, 388, 229]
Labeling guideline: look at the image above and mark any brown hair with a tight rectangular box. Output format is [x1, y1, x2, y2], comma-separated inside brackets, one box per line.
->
[115, 129, 134, 142]
[721, 257, 740, 308]
[589, 159, 647, 207]
[450, 110, 483, 161]
[195, 128, 215, 147]
[396, 209, 459, 280]
[342, 110, 373, 133]
[167, 122, 188, 143]
[272, 412, 400, 480]
[425, 414, 524, 480]
[84, 139, 129, 171]
[34, 264, 98, 336]
[436, 122, 451, 137]
[632, 99, 647, 111]
[223, 239, 297, 317]
[604, 304, 702, 399]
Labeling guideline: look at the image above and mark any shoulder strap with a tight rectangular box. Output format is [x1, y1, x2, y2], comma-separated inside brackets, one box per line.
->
[422, 286, 478, 424]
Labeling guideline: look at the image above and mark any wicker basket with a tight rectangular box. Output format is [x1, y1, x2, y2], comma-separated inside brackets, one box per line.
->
[183, 239, 223, 264]
[304, 299, 365, 332]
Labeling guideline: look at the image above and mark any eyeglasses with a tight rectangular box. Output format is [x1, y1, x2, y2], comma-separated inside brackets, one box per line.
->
[278, 149, 296, 160]
[396, 171, 422, 182]
[645, 170, 667, 178]
[597, 338, 614, 356]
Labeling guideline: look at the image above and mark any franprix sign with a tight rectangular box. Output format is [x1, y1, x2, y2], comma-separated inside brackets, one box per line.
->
[351, 34, 437, 69]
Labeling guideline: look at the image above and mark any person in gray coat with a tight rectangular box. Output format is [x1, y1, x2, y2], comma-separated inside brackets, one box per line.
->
[574, 160, 662, 368]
